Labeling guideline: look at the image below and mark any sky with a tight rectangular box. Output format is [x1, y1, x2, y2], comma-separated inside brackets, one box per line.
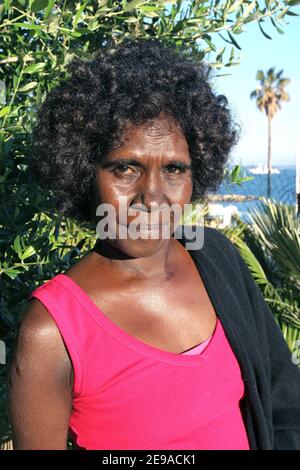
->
[210, 8, 300, 167]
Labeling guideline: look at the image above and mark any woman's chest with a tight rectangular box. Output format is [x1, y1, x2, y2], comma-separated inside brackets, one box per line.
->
[68, 258, 217, 354]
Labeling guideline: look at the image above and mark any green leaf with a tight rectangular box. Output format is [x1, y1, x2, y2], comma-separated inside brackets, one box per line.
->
[5, 105, 23, 117]
[13, 22, 41, 30]
[228, 165, 254, 185]
[73, 2, 87, 29]
[44, 0, 55, 19]
[3, 268, 23, 279]
[243, 11, 261, 23]
[18, 81, 38, 92]
[139, 5, 161, 11]
[124, 16, 138, 22]
[30, 0, 49, 13]
[286, 10, 299, 16]
[228, 0, 243, 13]
[142, 10, 160, 18]
[216, 46, 225, 62]
[234, 237, 268, 286]
[4, 0, 11, 13]
[243, 0, 256, 18]
[203, 34, 216, 51]
[230, 164, 241, 182]
[21, 245, 36, 260]
[277, 7, 289, 19]
[258, 20, 272, 39]
[123, 0, 146, 12]
[227, 31, 242, 50]
[23, 63, 46, 74]
[0, 106, 11, 118]
[270, 17, 284, 34]
[13, 235, 23, 257]
[59, 27, 82, 37]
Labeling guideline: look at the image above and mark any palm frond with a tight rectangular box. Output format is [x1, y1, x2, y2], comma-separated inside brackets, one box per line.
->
[222, 200, 300, 333]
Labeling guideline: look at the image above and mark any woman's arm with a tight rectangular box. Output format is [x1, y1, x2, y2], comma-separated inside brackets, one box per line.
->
[8, 298, 73, 450]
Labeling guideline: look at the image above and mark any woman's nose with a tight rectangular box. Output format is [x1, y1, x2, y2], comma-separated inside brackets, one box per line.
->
[139, 172, 167, 210]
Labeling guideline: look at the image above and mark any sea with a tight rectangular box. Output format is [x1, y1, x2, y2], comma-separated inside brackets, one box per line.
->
[215, 165, 297, 223]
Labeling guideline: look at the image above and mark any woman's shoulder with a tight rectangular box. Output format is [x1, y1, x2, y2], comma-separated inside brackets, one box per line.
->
[22, 296, 61, 335]
[181, 224, 250, 285]
[181, 224, 238, 258]
[14, 297, 73, 389]
[203, 225, 235, 247]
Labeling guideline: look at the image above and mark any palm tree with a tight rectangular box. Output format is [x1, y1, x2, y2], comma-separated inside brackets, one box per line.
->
[250, 68, 290, 197]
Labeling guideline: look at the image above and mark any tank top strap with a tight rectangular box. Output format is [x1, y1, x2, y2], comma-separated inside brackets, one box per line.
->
[28, 273, 86, 397]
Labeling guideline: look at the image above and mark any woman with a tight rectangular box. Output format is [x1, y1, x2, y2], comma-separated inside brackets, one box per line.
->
[8, 39, 300, 450]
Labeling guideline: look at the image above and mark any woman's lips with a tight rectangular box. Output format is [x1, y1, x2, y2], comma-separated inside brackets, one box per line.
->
[118, 221, 171, 228]
[139, 223, 169, 229]
[129, 223, 170, 232]
[123, 222, 172, 235]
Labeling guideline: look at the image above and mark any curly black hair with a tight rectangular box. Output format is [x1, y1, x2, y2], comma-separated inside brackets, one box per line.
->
[31, 38, 239, 223]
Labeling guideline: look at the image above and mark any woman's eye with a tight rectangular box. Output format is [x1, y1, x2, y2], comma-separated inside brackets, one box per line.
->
[165, 165, 184, 175]
[115, 164, 135, 175]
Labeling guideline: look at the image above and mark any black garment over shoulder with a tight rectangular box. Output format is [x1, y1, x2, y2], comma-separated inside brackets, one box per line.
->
[177, 225, 300, 450]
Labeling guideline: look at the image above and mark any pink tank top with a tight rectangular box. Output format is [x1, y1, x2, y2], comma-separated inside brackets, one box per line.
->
[29, 273, 250, 450]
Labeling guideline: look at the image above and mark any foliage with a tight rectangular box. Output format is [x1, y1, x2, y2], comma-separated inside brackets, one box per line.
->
[223, 163, 254, 187]
[0, 0, 299, 445]
[223, 198, 300, 355]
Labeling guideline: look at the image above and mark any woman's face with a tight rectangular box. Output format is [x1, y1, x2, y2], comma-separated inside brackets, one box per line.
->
[93, 113, 193, 258]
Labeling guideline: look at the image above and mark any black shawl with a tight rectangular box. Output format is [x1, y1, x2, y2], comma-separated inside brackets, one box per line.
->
[178, 225, 300, 450]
